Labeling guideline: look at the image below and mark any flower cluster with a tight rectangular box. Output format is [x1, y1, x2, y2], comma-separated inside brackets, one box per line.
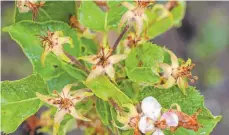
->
[115, 96, 202, 135]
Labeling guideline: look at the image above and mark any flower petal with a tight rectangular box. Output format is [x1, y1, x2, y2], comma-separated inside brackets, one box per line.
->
[105, 64, 115, 80]
[141, 96, 162, 121]
[61, 84, 78, 98]
[159, 63, 172, 78]
[86, 66, 105, 81]
[177, 77, 188, 95]
[69, 106, 91, 121]
[161, 111, 178, 127]
[41, 46, 51, 66]
[163, 76, 176, 89]
[135, 16, 144, 36]
[152, 129, 164, 135]
[78, 55, 98, 64]
[59, 37, 74, 48]
[121, 2, 135, 10]
[53, 109, 66, 135]
[18, 6, 30, 13]
[36, 92, 59, 108]
[119, 10, 134, 28]
[108, 54, 127, 64]
[138, 115, 155, 134]
[71, 89, 94, 104]
[165, 49, 179, 69]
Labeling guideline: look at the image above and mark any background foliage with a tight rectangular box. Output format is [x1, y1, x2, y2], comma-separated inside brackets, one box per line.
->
[1, 1, 229, 135]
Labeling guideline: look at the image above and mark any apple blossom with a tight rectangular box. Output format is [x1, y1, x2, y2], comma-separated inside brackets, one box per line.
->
[138, 96, 178, 135]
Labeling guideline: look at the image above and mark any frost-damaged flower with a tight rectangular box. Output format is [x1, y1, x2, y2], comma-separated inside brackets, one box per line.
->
[138, 96, 178, 135]
[168, 106, 203, 132]
[122, 32, 148, 54]
[39, 30, 73, 66]
[115, 104, 140, 135]
[80, 47, 127, 81]
[156, 48, 198, 95]
[119, 0, 155, 36]
[16, 0, 45, 20]
[36, 84, 93, 135]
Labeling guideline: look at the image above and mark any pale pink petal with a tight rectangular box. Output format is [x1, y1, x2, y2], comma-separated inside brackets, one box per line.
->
[59, 37, 73, 48]
[18, 6, 30, 13]
[53, 109, 66, 135]
[61, 84, 78, 98]
[119, 10, 134, 28]
[36, 92, 59, 108]
[165, 49, 179, 69]
[108, 54, 127, 64]
[121, 2, 135, 10]
[86, 66, 105, 81]
[69, 106, 91, 121]
[52, 44, 64, 56]
[135, 16, 144, 36]
[138, 116, 155, 134]
[54, 109, 66, 125]
[79, 55, 98, 64]
[152, 129, 164, 135]
[163, 76, 176, 88]
[159, 63, 172, 78]
[71, 89, 94, 104]
[141, 97, 162, 121]
[161, 111, 178, 127]
[105, 64, 115, 80]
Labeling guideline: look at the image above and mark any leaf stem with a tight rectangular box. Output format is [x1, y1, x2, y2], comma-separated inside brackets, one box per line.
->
[112, 25, 129, 52]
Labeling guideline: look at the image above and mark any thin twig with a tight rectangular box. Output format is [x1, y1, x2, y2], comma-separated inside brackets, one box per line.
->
[65, 52, 90, 74]
[112, 25, 130, 52]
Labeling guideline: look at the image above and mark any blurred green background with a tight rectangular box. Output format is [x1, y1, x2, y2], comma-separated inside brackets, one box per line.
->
[1, 1, 229, 135]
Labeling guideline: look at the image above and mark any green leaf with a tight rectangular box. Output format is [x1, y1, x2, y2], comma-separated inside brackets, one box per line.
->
[145, 5, 173, 39]
[170, 1, 186, 26]
[1, 74, 49, 133]
[78, 1, 126, 31]
[14, 1, 76, 23]
[78, 1, 105, 31]
[125, 43, 164, 84]
[81, 37, 98, 55]
[96, 98, 112, 126]
[139, 86, 221, 135]
[146, 1, 186, 39]
[47, 72, 78, 93]
[61, 61, 87, 81]
[118, 80, 138, 103]
[85, 76, 132, 105]
[3, 21, 81, 80]
[107, 1, 127, 29]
